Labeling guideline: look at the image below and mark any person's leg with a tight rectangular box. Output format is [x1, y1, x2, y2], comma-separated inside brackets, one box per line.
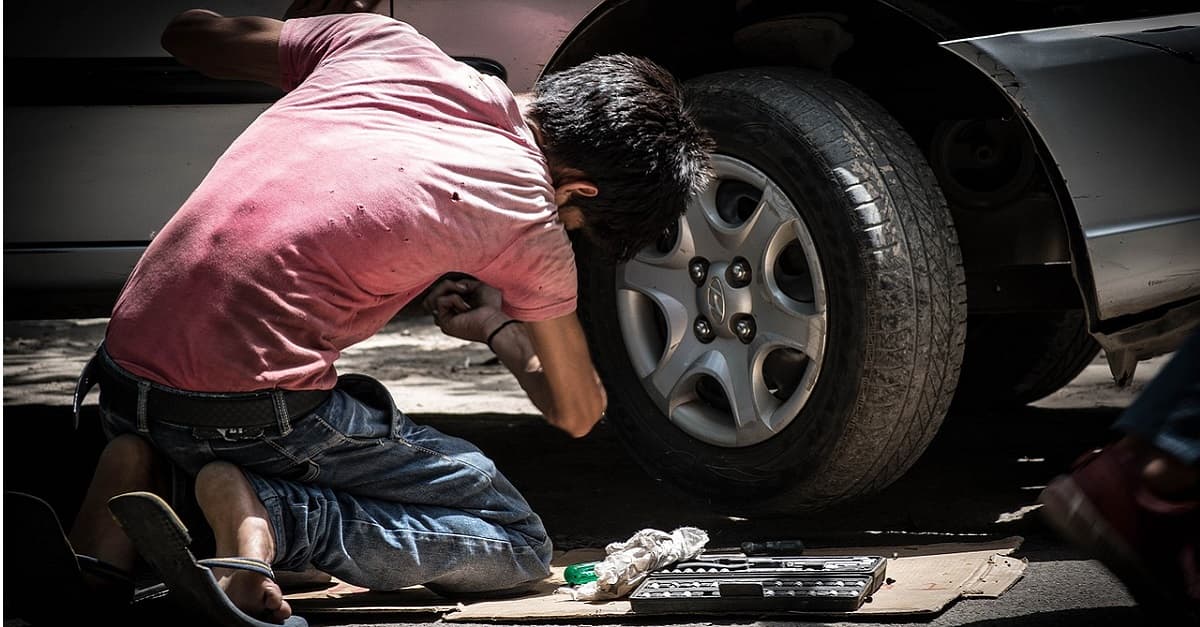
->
[1039, 330, 1200, 616]
[8, 433, 163, 625]
[1112, 329, 1200, 496]
[243, 470, 552, 594]
[142, 374, 551, 593]
[69, 433, 169, 587]
[193, 460, 292, 623]
[202, 374, 553, 592]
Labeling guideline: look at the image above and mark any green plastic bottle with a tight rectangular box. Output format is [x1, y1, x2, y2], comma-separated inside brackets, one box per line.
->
[564, 561, 599, 585]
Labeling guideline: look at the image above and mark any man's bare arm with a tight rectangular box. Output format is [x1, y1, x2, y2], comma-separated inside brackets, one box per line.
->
[424, 279, 606, 438]
[482, 320, 554, 415]
[284, 0, 383, 20]
[509, 314, 607, 438]
[160, 1, 384, 87]
[161, 10, 284, 86]
[487, 315, 608, 437]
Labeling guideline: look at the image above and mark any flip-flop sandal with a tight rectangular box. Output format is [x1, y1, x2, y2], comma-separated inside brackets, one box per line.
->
[4, 491, 144, 623]
[108, 491, 308, 627]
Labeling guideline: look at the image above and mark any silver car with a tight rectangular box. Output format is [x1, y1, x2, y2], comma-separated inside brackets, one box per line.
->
[5, 1, 1199, 514]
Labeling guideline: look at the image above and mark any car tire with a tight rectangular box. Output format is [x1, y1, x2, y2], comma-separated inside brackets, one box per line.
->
[577, 68, 967, 513]
[953, 310, 1100, 408]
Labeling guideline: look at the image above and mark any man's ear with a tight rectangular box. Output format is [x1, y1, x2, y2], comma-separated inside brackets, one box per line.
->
[554, 181, 598, 208]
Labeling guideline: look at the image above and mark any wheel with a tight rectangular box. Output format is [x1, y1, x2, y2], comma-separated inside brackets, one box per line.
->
[953, 310, 1100, 408]
[577, 68, 967, 513]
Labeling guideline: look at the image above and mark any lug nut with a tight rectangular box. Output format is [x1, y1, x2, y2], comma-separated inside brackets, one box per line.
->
[688, 258, 710, 285]
[694, 316, 715, 343]
[733, 315, 756, 343]
[727, 258, 752, 288]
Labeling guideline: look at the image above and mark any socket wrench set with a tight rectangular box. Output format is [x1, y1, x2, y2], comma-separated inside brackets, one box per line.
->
[629, 553, 888, 614]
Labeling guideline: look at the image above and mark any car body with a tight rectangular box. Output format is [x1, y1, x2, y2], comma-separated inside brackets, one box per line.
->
[5, 1, 1199, 512]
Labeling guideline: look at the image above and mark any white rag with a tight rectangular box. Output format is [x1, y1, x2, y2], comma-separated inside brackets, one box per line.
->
[563, 526, 709, 601]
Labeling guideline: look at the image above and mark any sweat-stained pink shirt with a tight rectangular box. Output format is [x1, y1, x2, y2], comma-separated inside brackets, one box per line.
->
[104, 14, 577, 392]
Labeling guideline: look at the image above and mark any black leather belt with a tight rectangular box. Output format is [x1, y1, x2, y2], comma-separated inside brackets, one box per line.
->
[85, 350, 331, 429]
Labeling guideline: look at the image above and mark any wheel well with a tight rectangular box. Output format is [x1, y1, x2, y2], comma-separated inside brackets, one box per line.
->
[549, 0, 1085, 314]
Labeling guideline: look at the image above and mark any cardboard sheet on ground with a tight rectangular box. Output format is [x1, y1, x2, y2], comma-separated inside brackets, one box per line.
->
[286, 536, 1026, 619]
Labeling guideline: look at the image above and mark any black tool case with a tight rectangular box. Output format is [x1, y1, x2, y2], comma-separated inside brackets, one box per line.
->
[629, 553, 888, 614]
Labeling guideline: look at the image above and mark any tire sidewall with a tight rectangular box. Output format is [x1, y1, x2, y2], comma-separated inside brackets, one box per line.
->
[581, 69, 891, 509]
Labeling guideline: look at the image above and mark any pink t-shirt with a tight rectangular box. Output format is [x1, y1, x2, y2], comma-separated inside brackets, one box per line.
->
[105, 14, 577, 392]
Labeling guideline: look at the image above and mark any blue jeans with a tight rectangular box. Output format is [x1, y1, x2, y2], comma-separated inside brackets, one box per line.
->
[1114, 329, 1200, 466]
[97, 353, 552, 594]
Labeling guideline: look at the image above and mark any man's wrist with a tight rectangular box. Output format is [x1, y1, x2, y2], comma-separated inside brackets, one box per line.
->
[485, 319, 522, 352]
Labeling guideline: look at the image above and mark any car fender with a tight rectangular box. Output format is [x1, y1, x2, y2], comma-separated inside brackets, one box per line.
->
[940, 13, 1200, 327]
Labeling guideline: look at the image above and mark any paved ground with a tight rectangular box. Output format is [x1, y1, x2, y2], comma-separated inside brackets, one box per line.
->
[1, 315, 1175, 626]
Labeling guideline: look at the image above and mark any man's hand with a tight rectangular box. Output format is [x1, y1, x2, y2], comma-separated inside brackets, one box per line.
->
[423, 278, 511, 344]
[284, 0, 385, 20]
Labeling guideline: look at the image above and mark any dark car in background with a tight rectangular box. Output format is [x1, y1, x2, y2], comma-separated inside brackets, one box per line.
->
[5, 1, 1199, 514]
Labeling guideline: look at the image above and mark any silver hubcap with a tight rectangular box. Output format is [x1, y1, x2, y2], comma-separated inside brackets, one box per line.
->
[615, 155, 828, 447]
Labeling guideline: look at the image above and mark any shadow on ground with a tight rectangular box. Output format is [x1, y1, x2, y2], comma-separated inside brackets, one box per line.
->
[413, 403, 1124, 553]
[3, 399, 1123, 555]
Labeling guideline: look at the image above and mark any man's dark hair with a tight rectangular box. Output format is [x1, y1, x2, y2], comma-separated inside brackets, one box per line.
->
[529, 54, 714, 263]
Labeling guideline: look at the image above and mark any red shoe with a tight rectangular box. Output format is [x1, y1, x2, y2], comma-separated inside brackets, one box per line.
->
[1038, 443, 1200, 623]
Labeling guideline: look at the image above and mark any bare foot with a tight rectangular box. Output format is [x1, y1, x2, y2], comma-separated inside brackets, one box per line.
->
[216, 567, 292, 624]
[195, 461, 293, 623]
